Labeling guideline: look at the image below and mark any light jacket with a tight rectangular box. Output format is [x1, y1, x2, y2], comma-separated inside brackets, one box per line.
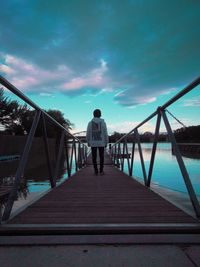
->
[86, 117, 109, 147]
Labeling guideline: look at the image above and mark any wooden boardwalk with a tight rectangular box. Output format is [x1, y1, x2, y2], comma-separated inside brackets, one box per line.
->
[2, 153, 200, 234]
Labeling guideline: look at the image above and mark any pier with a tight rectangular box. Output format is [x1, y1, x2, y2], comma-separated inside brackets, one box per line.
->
[1, 153, 200, 241]
[0, 75, 200, 266]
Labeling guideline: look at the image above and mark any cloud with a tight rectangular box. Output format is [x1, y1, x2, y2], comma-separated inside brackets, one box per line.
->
[115, 89, 157, 106]
[0, 0, 200, 105]
[108, 121, 138, 134]
[60, 59, 108, 92]
[183, 97, 200, 107]
[0, 53, 73, 92]
[108, 121, 155, 134]
[39, 92, 54, 97]
[0, 53, 109, 95]
[108, 115, 193, 134]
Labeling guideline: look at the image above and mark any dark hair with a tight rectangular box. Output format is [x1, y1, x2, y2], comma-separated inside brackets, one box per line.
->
[93, 109, 101, 118]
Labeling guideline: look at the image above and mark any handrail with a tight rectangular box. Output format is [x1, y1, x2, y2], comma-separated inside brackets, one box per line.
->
[161, 76, 200, 110]
[114, 76, 200, 145]
[0, 75, 81, 142]
[110, 76, 200, 218]
[0, 75, 88, 222]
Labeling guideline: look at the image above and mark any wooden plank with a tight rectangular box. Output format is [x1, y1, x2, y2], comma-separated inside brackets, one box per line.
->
[6, 154, 198, 227]
[7, 217, 197, 224]
[2, 223, 200, 234]
[1, 234, 200, 246]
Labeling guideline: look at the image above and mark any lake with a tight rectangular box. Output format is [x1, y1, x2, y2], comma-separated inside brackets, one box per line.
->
[123, 142, 200, 196]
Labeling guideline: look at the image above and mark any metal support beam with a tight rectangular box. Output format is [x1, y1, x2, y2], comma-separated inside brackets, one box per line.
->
[77, 142, 82, 169]
[113, 145, 117, 166]
[130, 138, 136, 177]
[2, 111, 41, 221]
[53, 130, 65, 186]
[111, 76, 200, 146]
[42, 113, 54, 188]
[161, 109, 200, 218]
[135, 129, 147, 185]
[118, 143, 123, 170]
[64, 136, 71, 177]
[74, 141, 78, 172]
[121, 141, 126, 171]
[147, 113, 161, 187]
[84, 146, 88, 165]
[125, 139, 131, 176]
[69, 139, 75, 174]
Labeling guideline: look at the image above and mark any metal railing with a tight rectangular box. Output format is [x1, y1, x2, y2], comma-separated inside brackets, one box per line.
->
[0, 75, 88, 222]
[110, 76, 200, 218]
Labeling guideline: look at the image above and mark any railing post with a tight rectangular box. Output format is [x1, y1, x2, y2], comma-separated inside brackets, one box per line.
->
[64, 135, 71, 177]
[42, 113, 54, 188]
[73, 139, 78, 172]
[77, 142, 82, 169]
[161, 109, 200, 218]
[121, 141, 126, 171]
[69, 139, 75, 174]
[53, 130, 65, 186]
[2, 110, 41, 221]
[118, 143, 123, 170]
[130, 135, 136, 177]
[110, 145, 113, 158]
[147, 112, 161, 187]
[113, 145, 117, 166]
[120, 142, 124, 169]
[84, 146, 88, 165]
[135, 129, 147, 185]
[81, 144, 84, 167]
[125, 139, 131, 176]
[82, 145, 86, 166]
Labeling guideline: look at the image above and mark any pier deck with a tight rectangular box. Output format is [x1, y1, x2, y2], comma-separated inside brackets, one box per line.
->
[2, 154, 199, 235]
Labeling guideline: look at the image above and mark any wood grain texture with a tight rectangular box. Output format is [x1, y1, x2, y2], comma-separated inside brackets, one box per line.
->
[8, 154, 198, 225]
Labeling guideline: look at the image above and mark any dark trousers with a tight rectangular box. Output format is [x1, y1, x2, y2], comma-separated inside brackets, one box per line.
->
[91, 147, 104, 173]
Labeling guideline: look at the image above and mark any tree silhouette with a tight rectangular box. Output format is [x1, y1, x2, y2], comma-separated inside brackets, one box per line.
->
[0, 88, 73, 137]
[174, 126, 200, 143]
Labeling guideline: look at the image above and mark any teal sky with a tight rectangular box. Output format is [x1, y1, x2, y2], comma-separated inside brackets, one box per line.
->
[0, 0, 200, 134]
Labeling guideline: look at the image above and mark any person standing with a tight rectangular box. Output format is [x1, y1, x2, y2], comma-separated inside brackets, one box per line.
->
[86, 109, 109, 175]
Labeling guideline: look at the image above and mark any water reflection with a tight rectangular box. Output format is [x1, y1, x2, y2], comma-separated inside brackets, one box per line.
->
[0, 137, 81, 217]
[123, 143, 200, 196]
[0, 157, 68, 207]
[0, 175, 28, 214]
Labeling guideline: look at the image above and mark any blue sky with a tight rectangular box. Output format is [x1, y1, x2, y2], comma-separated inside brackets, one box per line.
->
[0, 0, 200, 134]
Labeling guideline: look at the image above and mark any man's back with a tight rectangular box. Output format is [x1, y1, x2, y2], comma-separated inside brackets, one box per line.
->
[86, 117, 108, 147]
[86, 109, 109, 175]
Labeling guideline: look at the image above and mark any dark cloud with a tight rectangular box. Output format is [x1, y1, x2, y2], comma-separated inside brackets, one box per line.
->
[0, 0, 200, 105]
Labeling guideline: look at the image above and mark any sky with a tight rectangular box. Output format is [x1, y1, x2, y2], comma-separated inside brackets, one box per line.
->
[0, 0, 200, 134]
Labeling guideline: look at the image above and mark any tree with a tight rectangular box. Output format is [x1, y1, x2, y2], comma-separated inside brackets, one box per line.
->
[109, 132, 124, 143]
[38, 109, 74, 138]
[174, 126, 200, 143]
[0, 88, 74, 137]
[0, 87, 29, 135]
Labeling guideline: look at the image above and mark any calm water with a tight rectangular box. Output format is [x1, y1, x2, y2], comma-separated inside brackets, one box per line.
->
[25, 155, 77, 194]
[123, 143, 200, 196]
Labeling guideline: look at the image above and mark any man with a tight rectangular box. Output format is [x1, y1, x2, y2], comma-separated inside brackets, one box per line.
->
[86, 109, 109, 175]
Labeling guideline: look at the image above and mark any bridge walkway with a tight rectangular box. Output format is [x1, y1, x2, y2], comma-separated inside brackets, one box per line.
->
[1, 153, 198, 235]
